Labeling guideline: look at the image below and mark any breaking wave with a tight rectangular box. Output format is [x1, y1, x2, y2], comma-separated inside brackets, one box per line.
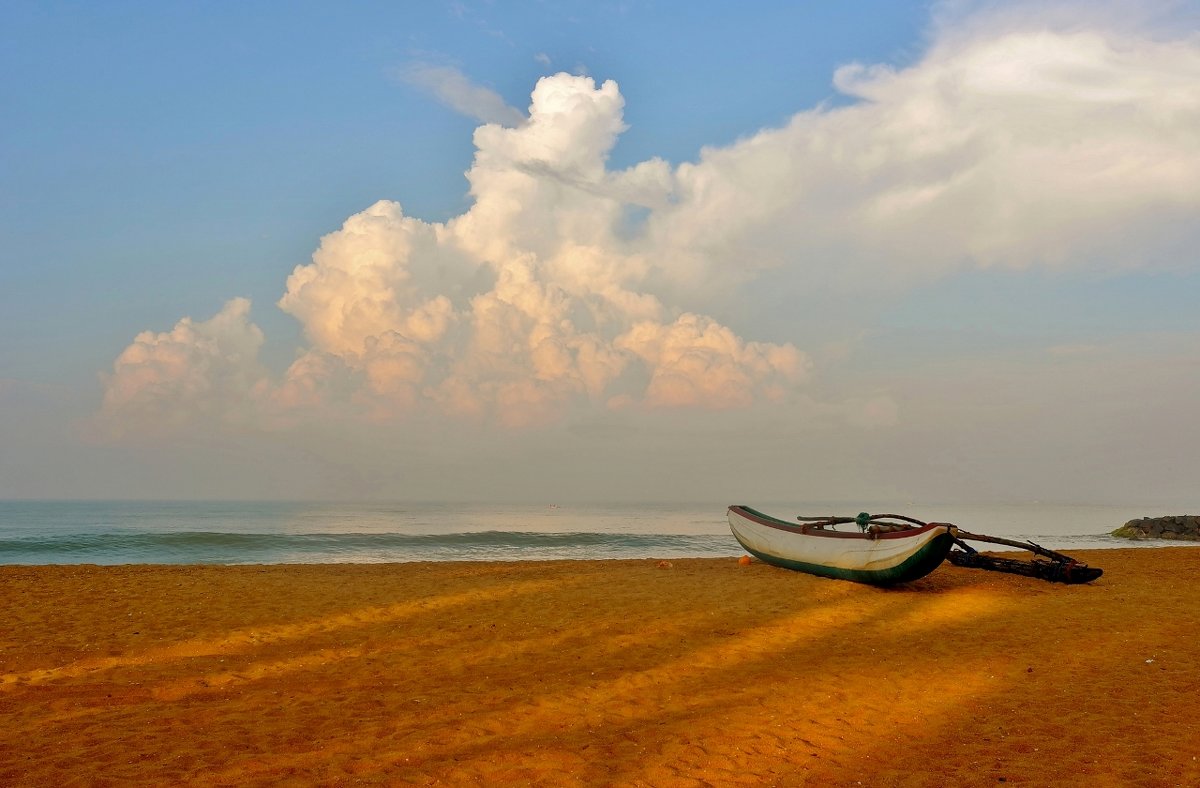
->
[0, 529, 741, 565]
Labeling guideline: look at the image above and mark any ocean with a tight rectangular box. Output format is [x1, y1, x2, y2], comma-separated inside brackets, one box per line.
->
[0, 500, 1185, 565]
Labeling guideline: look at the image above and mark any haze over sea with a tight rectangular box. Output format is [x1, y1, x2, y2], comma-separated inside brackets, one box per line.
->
[0, 500, 1182, 566]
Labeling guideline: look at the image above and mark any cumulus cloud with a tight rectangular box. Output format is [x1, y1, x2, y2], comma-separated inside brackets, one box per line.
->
[643, 17, 1200, 299]
[100, 7, 1200, 439]
[614, 314, 807, 409]
[263, 72, 809, 429]
[98, 298, 268, 437]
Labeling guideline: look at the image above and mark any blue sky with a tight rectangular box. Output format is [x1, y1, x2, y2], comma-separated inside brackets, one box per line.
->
[3, 1, 1199, 503]
[3, 1, 928, 382]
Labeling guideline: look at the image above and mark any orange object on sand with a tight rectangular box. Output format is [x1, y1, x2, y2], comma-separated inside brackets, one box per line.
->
[738, 555, 752, 566]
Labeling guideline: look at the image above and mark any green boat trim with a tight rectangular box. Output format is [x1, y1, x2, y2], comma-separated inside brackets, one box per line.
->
[732, 530, 956, 585]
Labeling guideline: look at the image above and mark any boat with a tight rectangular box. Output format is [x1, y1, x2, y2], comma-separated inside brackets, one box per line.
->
[728, 506, 1103, 585]
[727, 505, 955, 585]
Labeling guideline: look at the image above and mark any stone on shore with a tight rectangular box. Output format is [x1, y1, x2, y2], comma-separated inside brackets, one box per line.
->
[1112, 516, 1200, 540]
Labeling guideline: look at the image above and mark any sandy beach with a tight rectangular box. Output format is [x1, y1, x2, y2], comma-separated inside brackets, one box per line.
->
[2, 549, 1199, 786]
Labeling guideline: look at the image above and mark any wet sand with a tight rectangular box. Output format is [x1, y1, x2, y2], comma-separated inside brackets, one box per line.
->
[2, 549, 1199, 786]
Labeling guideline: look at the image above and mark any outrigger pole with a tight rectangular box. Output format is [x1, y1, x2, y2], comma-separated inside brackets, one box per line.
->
[796, 512, 1103, 584]
[944, 530, 1103, 584]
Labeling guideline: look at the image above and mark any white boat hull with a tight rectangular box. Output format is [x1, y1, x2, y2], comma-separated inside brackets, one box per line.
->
[728, 506, 954, 584]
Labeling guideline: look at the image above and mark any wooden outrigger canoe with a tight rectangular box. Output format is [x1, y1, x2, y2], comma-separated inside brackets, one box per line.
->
[727, 505, 955, 585]
[728, 505, 1103, 585]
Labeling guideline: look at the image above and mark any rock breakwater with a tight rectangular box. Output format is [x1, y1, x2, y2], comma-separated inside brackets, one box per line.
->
[1111, 516, 1200, 540]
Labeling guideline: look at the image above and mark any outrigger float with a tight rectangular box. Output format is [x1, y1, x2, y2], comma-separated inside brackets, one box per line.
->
[727, 506, 1102, 586]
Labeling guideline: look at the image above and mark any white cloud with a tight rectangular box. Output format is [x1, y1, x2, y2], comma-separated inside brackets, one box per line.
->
[397, 64, 526, 127]
[98, 298, 268, 437]
[614, 314, 808, 409]
[642, 20, 1200, 300]
[263, 72, 808, 430]
[101, 9, 1200, 442]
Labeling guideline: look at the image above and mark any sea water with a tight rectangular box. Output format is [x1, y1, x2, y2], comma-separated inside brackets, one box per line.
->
[0, 500, 1187, 565]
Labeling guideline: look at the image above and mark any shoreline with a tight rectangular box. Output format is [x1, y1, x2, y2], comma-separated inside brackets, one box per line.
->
[3, 536, 1195, 569]
[4, 548, 1199, 785]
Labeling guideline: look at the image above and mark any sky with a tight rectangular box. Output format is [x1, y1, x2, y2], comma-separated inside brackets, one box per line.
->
[2, 0, 1199, 505]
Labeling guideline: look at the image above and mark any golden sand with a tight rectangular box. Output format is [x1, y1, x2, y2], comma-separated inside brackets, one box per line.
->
[2, 549, 1199, 786]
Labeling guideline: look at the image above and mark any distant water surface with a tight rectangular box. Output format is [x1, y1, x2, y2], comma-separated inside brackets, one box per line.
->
[0, 500, 1188, 565]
